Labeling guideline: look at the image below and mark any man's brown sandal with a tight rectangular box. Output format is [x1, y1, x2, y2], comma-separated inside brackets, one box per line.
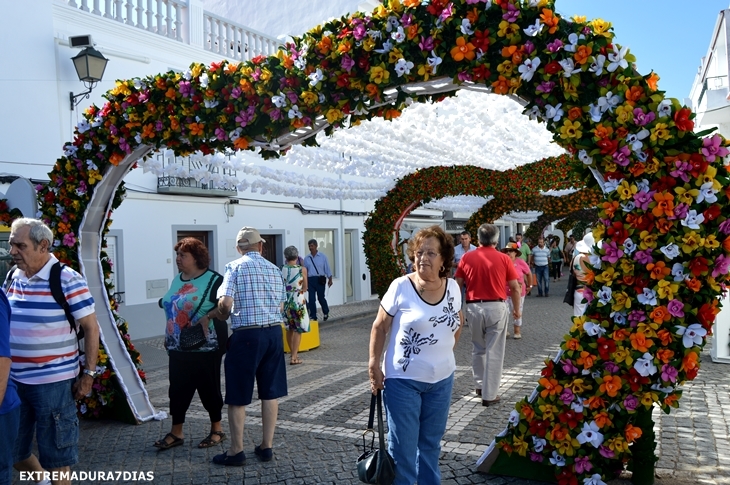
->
[198, 431, 226, 448]
[154, 432, 184, 450]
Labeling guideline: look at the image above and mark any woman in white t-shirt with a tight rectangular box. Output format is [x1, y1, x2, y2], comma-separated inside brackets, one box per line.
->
[369, 225, 463, 485]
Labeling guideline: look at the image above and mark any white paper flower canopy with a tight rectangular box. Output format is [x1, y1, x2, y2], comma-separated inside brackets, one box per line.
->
[137, 86, 565, 207]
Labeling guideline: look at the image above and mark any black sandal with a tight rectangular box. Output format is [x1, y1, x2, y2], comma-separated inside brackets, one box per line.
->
[154, 432, 184, 450]
[198, 431, 226, 448]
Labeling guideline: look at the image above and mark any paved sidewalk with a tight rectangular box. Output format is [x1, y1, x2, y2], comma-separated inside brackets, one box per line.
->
[11, 282, 730, 484]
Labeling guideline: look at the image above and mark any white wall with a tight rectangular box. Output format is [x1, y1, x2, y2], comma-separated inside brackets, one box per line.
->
[0, 2, 381, 341]
[112, 190, 373, 338]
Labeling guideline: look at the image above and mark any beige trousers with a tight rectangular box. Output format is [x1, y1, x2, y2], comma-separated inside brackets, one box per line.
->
[467, 301, 508, 401]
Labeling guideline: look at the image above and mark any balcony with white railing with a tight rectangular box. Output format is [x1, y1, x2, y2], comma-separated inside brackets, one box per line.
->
[63, 0, 282, 62]
[153, 151, 238, 197]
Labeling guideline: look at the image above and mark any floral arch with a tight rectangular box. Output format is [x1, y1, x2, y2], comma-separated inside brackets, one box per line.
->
[462, 187, 602, 238]
[364, 154, 577, 297]
[38, 0, 730, 483]
[555, 207, 599, 237]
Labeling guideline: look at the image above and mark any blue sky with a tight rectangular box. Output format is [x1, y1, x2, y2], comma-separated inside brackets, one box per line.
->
[555, 0, 728, 101]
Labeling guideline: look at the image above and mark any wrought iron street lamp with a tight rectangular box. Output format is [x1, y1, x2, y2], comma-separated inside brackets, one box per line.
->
[70, 46, 109, 111]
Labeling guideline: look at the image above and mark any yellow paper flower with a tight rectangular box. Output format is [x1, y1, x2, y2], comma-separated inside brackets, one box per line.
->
[595, 267, 616, 285]
[497, 60, 515, 76]
[567, 378, 591, 394]
[606, 436, 629, 453]
[512, 435, 529, 456]
[418, 64, 434, 81]
[613, 348, 633, 366]
[703, 234, 720, 249]
[656, 280, 679, 301]
[591, 19, 613, 38]
[680, 231, 702, 253]
[325, 108, 344, 124]
[650, 122, 671, 142]
[559, 120, 582, 139]
[301, 91, 319, 106]
[641, 391, 659, 407]
[611, 291, 631, 312]
[497, 20, 519, 38]
[615, 104, 633, 124]
[616, 180, 637, 200]
[674, 186, 699, 205]
[369, 64, 391, 84]
[539, 404, 559, 420]
[636, 321, 659, 338]
[639, 230, 658, 250]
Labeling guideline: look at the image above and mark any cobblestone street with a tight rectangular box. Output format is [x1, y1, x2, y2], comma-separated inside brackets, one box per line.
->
[41, 277, 730, 484]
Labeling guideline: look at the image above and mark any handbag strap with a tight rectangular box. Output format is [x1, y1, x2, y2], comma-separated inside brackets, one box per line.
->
[308, 255, 321, 275]
[375, 390, 387, 453]
[363, 390, 387, 451]
[366, 392, 376, 430]
[192, 272, 215, 319]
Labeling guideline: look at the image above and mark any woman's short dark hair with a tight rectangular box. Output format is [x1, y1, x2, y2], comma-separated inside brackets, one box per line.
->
[174, 238, 210, 270]
[284, 245, 299, 261]
[405, 225, 455, 278]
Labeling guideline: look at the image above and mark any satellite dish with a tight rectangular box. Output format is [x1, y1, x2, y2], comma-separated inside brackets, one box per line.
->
[5, 177, 37, 217]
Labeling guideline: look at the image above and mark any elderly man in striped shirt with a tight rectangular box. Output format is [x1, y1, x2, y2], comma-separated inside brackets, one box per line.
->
[5, 218, 100, 485]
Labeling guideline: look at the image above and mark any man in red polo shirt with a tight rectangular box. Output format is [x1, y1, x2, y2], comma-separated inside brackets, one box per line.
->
[455, 224, 521, 407]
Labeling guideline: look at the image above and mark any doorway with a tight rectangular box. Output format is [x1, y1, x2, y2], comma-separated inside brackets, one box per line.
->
[345, 230, 359, 302]
[258, 233, 282, 267]
[176, 230, 213, 270]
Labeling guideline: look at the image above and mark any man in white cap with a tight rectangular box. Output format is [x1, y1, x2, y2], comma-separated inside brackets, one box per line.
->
[214, 227, 287, 466]
[571, 233, 595, 316]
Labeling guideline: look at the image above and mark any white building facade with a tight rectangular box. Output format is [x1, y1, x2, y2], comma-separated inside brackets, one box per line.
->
[0, 0, 389, 339]
[0, 0, 534, 340]
[689, 4, 730, 362]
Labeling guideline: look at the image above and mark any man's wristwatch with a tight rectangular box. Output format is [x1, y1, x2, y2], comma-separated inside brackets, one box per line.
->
[83, 368, 98, 378]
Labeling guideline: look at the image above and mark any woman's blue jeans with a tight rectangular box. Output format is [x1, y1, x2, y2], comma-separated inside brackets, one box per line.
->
[383, 373, 454, 485]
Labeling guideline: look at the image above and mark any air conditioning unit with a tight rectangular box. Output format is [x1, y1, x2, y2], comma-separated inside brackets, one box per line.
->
[69, 35, 95, 48]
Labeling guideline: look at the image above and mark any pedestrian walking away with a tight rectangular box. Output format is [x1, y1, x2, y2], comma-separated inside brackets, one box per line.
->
[454, 224, 521, 406]
[502, 243, 530, 339]
[282, 245, 309, 365]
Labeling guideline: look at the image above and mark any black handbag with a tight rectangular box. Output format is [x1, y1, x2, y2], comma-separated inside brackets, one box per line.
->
[178, 274, 215, 351]
[563, 257, 577, 307]
[357, 390, 395, 484]
[179, 323, 206, 350]
[309, 256, 328, 286]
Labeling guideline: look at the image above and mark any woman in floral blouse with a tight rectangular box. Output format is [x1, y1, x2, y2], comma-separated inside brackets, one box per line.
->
[368, 225, 463, 485]
[155, 238, 227, 450]
[281, 246, 308, 365]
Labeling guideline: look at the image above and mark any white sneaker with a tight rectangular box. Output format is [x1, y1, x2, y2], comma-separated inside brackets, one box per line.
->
[513, 333, 522, 339]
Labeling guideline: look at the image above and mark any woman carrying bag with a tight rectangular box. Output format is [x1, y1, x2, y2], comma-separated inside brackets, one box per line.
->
[154, 238, 228, 450]
[368, 226, 463, 485]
